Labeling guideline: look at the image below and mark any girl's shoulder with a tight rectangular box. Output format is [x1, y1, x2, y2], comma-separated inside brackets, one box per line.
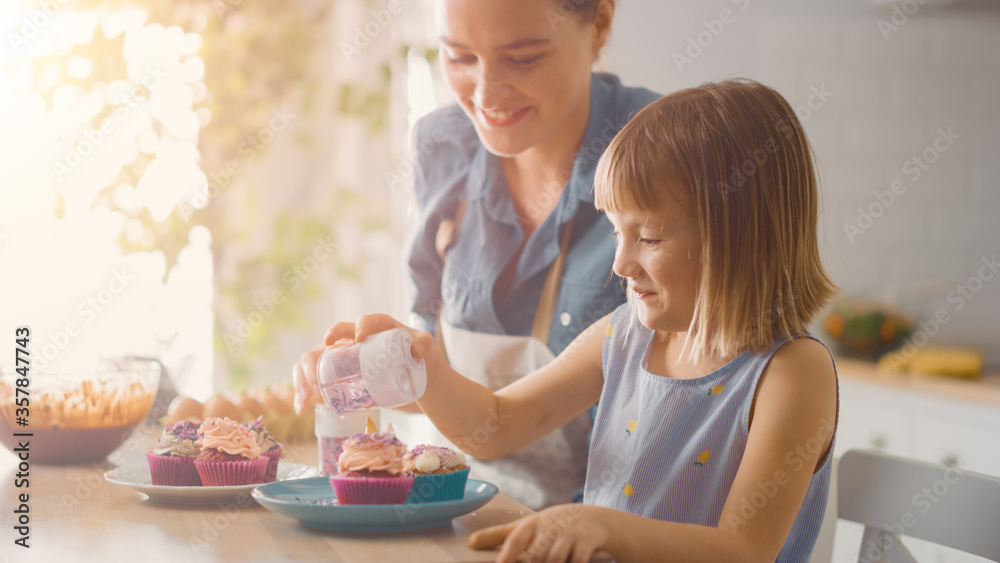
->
[768, 336, 836, 377]
[755, 336, 837, 416]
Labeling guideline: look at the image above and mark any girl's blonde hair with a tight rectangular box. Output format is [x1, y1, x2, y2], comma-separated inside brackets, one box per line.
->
[594, 79, 837, 360]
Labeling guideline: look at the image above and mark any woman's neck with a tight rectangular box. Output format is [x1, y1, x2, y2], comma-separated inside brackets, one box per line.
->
[500, 89, 591, 236]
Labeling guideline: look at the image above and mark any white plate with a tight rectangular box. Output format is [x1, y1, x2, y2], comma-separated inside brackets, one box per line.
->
[104, 462, 320, 505]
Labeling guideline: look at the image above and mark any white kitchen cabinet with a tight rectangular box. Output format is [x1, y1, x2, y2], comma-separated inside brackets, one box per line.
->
[823, 360, 1000, 563]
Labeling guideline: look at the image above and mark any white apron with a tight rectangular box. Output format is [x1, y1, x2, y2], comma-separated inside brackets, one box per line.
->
[428, 201, 592, 509]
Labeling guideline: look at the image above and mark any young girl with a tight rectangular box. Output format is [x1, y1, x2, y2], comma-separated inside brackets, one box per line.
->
[309, 79, 839, 562]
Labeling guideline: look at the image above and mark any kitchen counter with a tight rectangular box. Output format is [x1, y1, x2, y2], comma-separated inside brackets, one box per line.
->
[835, 357, 1000, 407]
[0, 437, 593, 563]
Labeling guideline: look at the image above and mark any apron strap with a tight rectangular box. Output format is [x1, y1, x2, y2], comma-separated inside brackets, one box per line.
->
[530, 219, 574, 345]
[435, 200, 469, 261]
[434, 200, 469, 361]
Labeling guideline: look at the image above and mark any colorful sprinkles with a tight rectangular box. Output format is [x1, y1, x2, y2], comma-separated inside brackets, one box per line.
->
[165, 420, 202, 441]
[342, 431, 406, 449]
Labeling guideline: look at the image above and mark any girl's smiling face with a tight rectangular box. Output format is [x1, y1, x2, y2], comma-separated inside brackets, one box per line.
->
[435, 0, 604, 157]
[606, 205, 702, 334]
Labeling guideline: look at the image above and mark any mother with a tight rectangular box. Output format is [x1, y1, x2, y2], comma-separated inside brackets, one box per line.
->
[295, 0, 659, 509]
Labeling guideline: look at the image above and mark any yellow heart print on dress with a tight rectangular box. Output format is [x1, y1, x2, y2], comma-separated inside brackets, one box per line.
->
[694, 450, 711, 466]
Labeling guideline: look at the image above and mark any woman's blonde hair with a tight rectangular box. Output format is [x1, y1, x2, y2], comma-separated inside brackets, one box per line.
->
[594, 79, 837, 360]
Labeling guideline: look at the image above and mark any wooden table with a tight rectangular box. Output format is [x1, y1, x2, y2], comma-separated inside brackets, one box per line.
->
[0, 435, 538, 563]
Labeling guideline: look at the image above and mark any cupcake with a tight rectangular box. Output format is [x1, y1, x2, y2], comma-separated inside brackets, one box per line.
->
[330, 431, 412, 504]
[193, 417, 268, 486]
[244, 417, 282, 482]
[146, 420, 203, 486]
[403, 445, 469, 503]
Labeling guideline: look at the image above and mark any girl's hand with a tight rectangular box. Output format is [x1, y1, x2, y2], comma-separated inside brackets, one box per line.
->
[470, 504, 611, 563]
[322, 313, 445, 386]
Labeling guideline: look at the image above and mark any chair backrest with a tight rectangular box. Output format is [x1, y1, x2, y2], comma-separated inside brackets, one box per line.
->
[838, 449, 1000, 562]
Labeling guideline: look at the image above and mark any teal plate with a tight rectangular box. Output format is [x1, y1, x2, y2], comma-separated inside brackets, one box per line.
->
[252, 477, 499, 532]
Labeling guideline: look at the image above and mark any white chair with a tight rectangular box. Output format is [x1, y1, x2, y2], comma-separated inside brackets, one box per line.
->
[837, 449, 1000, 562]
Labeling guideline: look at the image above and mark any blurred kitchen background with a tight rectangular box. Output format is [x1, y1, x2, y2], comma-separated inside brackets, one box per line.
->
[1, 0, 998, 560]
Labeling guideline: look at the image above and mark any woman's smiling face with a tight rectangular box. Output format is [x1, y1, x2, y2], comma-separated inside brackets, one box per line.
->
[606, 205, 702, 334]
[436, 0, 604, 157]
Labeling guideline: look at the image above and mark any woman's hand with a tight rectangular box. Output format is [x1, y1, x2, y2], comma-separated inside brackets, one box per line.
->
[470, 504, 612, 563]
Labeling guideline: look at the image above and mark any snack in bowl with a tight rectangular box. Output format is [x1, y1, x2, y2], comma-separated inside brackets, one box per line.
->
[146, 420, 203, 486]
[194, 417, 268, 486]
[244, 416, 282, 482]
[403, 444, 470, 503]
[0, 361, 159, 464]
[329, 418, 412, 504]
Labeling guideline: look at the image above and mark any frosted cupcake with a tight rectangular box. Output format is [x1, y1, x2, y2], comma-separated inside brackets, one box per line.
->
[329, 431, 412, 504]
[146, 420, 203, 486]
[403, 445, 469, 503]
[244, 417, 282, 482]
[194, 417, 268, 486]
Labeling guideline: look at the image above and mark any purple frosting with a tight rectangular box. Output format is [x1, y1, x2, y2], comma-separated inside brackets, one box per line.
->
[165, 420, 202, 441]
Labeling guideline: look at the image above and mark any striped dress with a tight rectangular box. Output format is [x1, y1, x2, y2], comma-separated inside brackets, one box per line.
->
[584, 304, 838, 562]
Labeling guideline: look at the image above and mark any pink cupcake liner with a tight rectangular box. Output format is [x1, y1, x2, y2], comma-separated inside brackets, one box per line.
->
[262, 443, 283, 482]
[147, 452, 202, 487]
[329, 475, 414, 505]
[194, 457, 268, 486]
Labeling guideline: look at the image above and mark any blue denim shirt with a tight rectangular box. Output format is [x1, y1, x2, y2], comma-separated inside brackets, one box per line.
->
[403, 73, 660, 356]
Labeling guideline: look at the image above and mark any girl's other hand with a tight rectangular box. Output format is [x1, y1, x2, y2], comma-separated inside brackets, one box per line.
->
[292, 344, 324, 415]
[292, 337, 353, 414]
[471, 504, 610, 563]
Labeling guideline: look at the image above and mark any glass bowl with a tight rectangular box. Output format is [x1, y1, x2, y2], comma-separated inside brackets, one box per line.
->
[0, 358, 160, 464]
